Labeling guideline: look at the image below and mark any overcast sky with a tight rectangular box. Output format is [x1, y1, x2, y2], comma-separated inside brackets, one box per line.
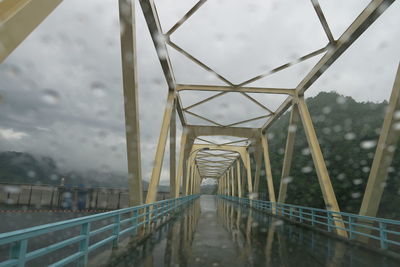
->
[0, 0, 399, 184]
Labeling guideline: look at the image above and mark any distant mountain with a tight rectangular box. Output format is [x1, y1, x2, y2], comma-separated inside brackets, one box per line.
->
[256, 91, 400, 219]
[0, 151, 169, 192]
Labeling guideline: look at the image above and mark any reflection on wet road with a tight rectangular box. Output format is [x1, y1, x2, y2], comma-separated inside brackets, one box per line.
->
[109, 195, 400, 267]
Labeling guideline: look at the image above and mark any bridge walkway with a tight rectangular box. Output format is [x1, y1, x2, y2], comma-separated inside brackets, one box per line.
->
[106, 195, 399, 267]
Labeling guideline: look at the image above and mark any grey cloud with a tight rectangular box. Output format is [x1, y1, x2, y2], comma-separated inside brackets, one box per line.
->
[0, 0, 399, 184]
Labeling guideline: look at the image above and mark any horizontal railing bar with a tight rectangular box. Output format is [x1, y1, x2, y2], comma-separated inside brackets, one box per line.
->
[88, 235, 117, 252]
[219, 195, 400, 251]
[49, 251, 84, 267]
[89, 224, 114, 237]
[0, 195, 199, 267]
[26, 235, 85, 261]
[0, 259, 18, 267]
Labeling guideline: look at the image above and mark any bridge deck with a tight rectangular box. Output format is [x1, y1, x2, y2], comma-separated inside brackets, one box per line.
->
[106, 196, 399, 267]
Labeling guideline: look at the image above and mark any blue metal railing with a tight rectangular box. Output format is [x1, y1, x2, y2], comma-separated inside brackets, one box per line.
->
[0, 195, 199, 267]
[219, 195, 400, 251]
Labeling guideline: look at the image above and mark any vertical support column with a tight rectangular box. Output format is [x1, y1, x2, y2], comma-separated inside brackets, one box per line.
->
[360, 64, 400, 218]
[244, 151, 253, 194]
[220, 175, 224, 195]
[175, 131, 188, 198]
[237, 161, 242, 198]
[190, 163, 195, 195]
[146, 92, 175, 203]
[241, 162, 246, 196]
[297, 97, 347, 238]
[278, 105, 300, 203]
[223, 174, 227, 195]
[231, 167, 236, 197]
[253, 142, 262, 193]
[227, 173, 231, 196]
[261, 134, 276, 203]
[119, 0, 143, 205]
[185, 162, 192, 196]
[169, 99, 177, 198]
[182, 139, 195, 198]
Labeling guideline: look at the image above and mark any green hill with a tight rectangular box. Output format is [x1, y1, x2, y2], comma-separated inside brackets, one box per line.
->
[258, 91, 400, 219]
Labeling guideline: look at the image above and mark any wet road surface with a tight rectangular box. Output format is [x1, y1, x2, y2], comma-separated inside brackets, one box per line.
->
[107, 195, 400, 267]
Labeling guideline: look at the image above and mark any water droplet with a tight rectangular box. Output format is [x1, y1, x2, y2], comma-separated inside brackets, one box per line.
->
[288, 124, 297, 132]
[344, 132, 356, 140]
[273, 220, 284, 226]
[4, 186, 20, 194]
[249, 192, 258, 200]
[360, 140, 376, 149]
[27, 170, 36, 178]
[394, 110, 400, 120]
[301, 166, 312, 173]
[91, 82, 106, 97]
[337, 173, 346, 180]
[362, 166, 370, 173]
[282, 177, 293, 184]
[336, 96, 346, 104]
[42, 89, 60, 105]
[322, 106, 331, 114]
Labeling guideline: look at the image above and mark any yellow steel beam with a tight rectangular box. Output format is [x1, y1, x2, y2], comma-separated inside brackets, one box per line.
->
[238, 46, 327, 87]
[169, 98, 177, 198]
[297, 97, 347, 238]
[237, 161, 242, 197]
[261, 134, 276, 203]
[146, 92, 175, 203]
[175, 130, 188, 197]
[262, 0, 394, 133]
[310, 0, 335, 44]
[277, 106, 300, 203]
[188, 125, 260, 139]
[224, 115, 271, 128]
[165, 0, 207, 36]
[296, 0, 395, 96]
[0, 0, 62, 62]
[119, 0, 143, 205]
[359, 64, 400, 217]
[253, 142, 262, 193]
[244, 151, 253, 194]
[261, 97, 293, 133]
[176, 84, 295, 95]
[138, 0, 187, 125]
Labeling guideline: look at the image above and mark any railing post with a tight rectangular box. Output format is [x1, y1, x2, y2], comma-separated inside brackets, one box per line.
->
[311, 210, 315, 226]
[290, 207, 293, 220]
[132, 209, 138, 236]
[379, 222, 388, 249]
[78, 222, 90, 266]
[10, 239, 28, 267]
[145, 206, 150, 226]
[349, 217, 354, 239]
[113, 214, 121, 248]
[154, 204, 159, 223]
[327, 212, 332, 232]
[299, 208, 303, 223]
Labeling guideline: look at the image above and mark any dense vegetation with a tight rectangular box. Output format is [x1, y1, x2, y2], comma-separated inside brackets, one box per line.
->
[257, 91, 400, 219]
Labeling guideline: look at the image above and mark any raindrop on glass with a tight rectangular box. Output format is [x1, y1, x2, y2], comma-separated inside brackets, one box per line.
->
[42, 89, 60, 105]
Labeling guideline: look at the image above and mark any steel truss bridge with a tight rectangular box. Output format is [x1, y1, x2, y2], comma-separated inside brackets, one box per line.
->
[0, 0, 400, 266]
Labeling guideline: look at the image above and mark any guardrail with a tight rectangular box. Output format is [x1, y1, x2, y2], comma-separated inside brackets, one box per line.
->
[219, 195, 400, 252]
[0, 195, 199, 267]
